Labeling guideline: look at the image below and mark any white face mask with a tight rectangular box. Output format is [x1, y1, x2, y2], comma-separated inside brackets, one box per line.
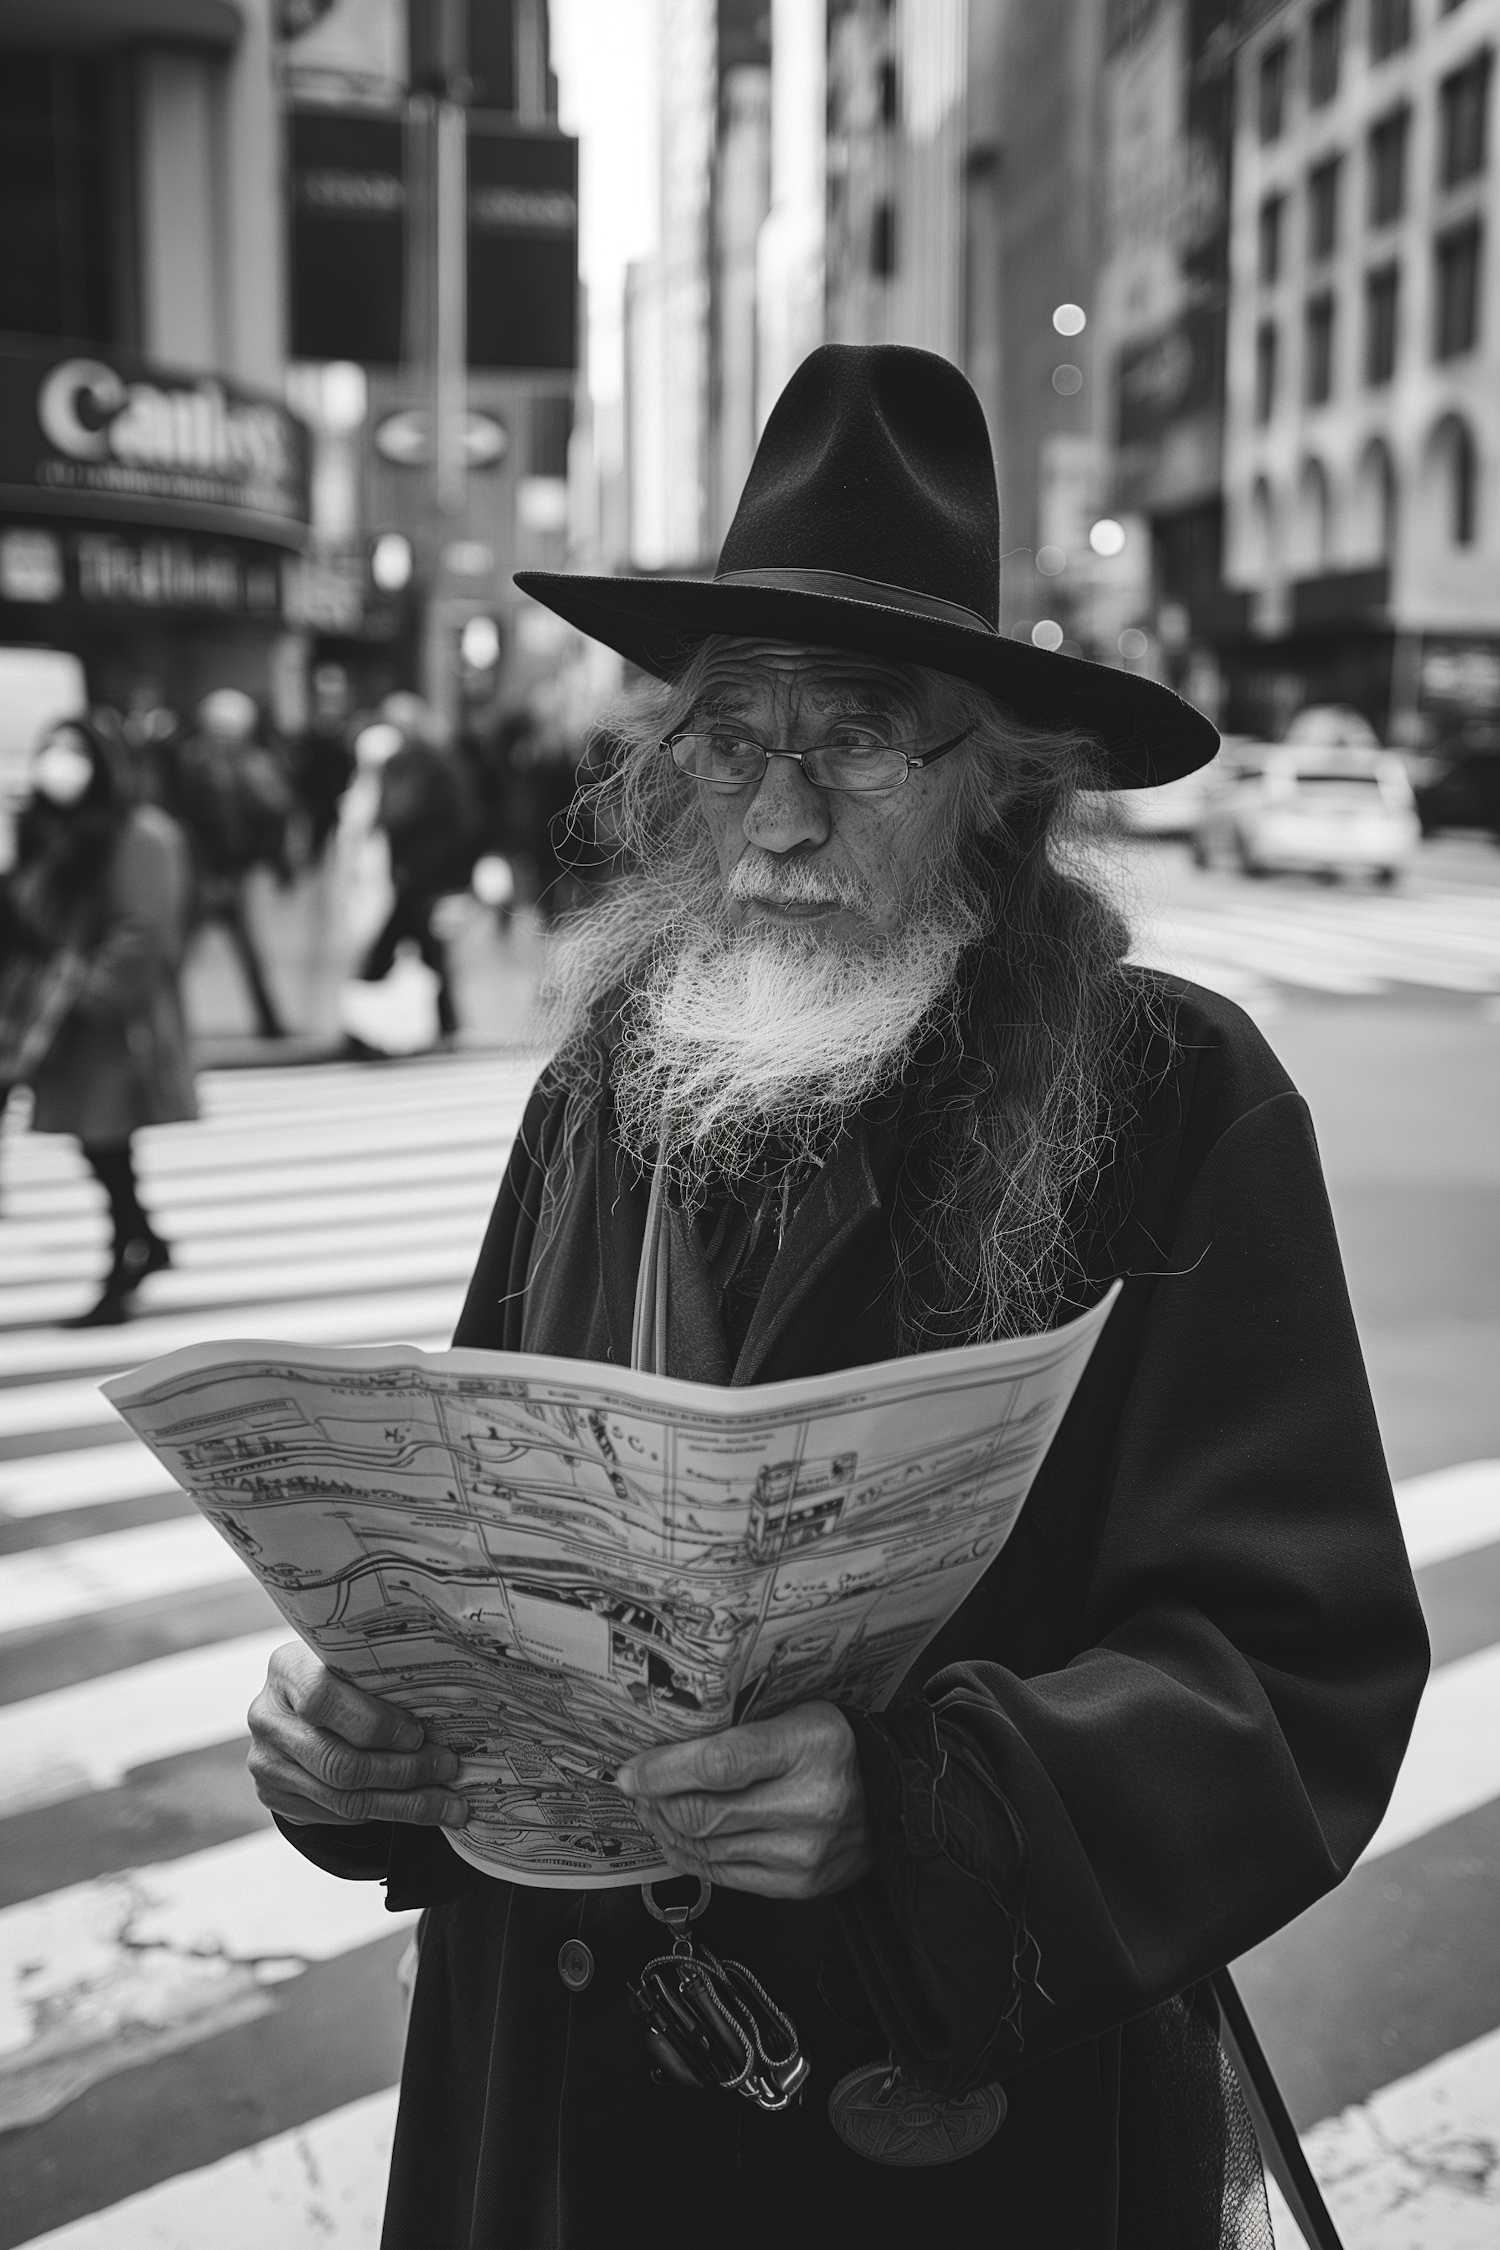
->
[32, 735, 94, 808]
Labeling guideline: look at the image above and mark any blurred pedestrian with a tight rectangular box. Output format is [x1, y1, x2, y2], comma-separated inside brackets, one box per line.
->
[0, 718, 195, 1325]
[290, 664, 357, 865]
[356, 699, 480, 1043]
[173, 688, 293, 1039]
[120, 676, 184, 808]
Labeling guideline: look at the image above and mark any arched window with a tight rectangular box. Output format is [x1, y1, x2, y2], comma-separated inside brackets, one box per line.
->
[1246, 475, 1278, 581]
[1351, 438, 1397, 564]
[1439, 411, 1475, 542]
[1430, 411, 1484, 546]
[1294, 456, 1332, 573]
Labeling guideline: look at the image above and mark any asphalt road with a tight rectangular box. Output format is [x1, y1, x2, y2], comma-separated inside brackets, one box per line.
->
[0, 832, 1496, 2248]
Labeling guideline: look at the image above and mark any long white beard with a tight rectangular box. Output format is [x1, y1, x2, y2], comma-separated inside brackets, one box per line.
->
[611, 872, 979, 1198]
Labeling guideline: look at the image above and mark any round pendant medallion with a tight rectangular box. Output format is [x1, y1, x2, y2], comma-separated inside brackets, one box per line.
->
[827, 2062, 1007, 2166]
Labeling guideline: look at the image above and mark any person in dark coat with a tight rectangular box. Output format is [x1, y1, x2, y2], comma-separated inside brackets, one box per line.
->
[3, 718, 195, 1324]
[246, 349, 1428, 2248]
[172, 688, 292, 1040]
[357, 706, 480, 1042]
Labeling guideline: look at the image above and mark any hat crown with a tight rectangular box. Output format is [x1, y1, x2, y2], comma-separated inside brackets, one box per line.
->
[717, 345, 1000, 631]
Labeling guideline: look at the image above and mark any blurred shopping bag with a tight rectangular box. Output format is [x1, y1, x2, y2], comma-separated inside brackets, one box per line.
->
[336, 943, 440, 1057]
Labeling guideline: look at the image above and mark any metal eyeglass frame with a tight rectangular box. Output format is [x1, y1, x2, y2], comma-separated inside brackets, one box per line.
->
[662, 724, 974, 795]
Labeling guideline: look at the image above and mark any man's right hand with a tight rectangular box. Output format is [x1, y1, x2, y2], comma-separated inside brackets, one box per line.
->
[247, 1641, 470, 1830]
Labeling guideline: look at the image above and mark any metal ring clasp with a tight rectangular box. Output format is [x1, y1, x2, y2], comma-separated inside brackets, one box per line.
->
[641, 1878, 712, 1951]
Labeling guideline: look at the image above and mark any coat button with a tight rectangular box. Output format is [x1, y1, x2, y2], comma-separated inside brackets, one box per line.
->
[557, 1939, 594, 1992]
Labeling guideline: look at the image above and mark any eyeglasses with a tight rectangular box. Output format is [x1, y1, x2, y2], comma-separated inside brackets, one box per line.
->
[663, 724, 972, 796]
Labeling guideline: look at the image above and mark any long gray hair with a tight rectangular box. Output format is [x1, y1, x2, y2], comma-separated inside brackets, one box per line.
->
[542, 638, 1142, 1345]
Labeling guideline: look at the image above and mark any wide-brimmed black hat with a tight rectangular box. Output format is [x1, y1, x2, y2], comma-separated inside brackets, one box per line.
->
[517, 344, 1217, 789]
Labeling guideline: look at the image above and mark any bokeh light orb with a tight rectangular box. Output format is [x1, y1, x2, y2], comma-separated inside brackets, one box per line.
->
[1031, 619, 1065, 651]
[1089, 518, 1127, 558]
[1052, 303, 1087, 336]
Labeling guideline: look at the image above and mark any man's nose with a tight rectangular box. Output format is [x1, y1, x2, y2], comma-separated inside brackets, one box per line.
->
[741, 754, 830, 855]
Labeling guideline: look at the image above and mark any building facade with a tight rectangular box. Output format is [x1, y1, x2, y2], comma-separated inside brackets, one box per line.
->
[624, 0, 774, 571]
[0, 0, 306, 721]
[1222, 0, 1499, 746]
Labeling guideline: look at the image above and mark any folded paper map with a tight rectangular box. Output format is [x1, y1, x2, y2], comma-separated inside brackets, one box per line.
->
[103, 1288, 1118, 1890]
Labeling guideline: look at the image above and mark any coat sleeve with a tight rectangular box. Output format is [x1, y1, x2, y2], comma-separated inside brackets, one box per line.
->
[838, 1089, 1430, 2093]
[73, 816, 190, 1024]
[274, 1068, 561, 1899]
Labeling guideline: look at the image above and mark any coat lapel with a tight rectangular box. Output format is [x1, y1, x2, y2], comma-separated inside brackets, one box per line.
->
[731, 1123, 888, 1384]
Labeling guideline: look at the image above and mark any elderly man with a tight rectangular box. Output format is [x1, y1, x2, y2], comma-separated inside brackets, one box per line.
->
[249, 348, 1426, 2249]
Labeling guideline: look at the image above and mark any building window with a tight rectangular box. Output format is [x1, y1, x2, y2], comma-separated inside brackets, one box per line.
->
[1368, 106, 1410, 225]
[1434, 219, 1483, 356]
[1354, 439, 1397, 560]
[1305, 291, 1336, 401]
[1365, 262, 1400, 381]
[1369, 0, 1411, 61]
[1297, 457, 1332, 570]
[0, 51, 118, 342]
[1438, 52, 1492, 188]
[1259, 42, 1289, 142]
[1255, 319, 1279, 421]
[1259, 193, 1285, 282]
[1308, 157, 1342, 259]
[1430, 415, 1478, 543]
[1309, 0, 1344, 106]
[877, 55, 899, 128]
[871, 199, 897, 279]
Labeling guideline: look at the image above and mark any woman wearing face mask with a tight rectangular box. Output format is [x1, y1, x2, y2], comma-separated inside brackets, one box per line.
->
[1, 718, 196, 1325]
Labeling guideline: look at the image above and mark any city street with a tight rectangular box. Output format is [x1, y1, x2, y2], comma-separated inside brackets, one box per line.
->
[0, 838, 1497, 2247]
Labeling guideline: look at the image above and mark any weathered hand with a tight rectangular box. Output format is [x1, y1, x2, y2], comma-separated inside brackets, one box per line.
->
[247, 1641, 469, 1830]
[614, 1701, 873, 1899]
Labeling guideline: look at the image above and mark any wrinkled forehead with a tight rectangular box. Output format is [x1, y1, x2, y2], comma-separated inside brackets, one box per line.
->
[689, 639, 928, 723]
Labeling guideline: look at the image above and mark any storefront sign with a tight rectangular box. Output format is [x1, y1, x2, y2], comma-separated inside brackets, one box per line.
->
[1116, 303, 1221, 445]
[0, 524, 285, 617]
[0, 344, 308, 543]
[1422, 644, 1500, 711]
[289, 106, 578, 372]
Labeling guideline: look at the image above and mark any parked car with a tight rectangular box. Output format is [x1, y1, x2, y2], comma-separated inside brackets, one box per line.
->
[1192, 742, 1420, 882]
[1281, 704, 1381, 751]
[1113, 735, 1261, 838]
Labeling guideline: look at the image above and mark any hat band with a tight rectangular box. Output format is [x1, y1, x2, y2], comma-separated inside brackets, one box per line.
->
[713, 566, 996, 636]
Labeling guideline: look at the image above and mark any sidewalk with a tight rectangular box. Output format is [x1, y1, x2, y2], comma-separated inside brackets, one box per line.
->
[181, 864, 546, 1067]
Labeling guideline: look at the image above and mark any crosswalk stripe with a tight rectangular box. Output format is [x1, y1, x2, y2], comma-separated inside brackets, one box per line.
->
[1360, 1642, 1500, 1864]
[4, 1145, 504, 1223]
[0, 1632, 287, 1819]
[18, 2085, 398, 2249]
[3, 1110, 519, 1194]
[0, 1178, 495, 1271]
[1394, 1458, 1500, 1571]
[0, 1455, 1485, 1807]
[1302, 2019, 1500, 2242]
[1, 1442, 183, 1521]
[0, 1231, 482, 1331]
[0, 1829, 415, 2131]
[0, 1518, 248, 1640]
[0, 1323, 452, 1444]
[0, 1283, 465, 1384]
[1140, 899, 1500, 997]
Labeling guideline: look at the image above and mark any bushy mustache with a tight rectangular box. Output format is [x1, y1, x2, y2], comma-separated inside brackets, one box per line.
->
[724, 851, 873, 916]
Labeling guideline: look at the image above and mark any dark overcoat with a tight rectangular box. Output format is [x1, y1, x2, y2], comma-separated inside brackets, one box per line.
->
[30, 805, 197, 1144]
[282, 976, 1427, 2248]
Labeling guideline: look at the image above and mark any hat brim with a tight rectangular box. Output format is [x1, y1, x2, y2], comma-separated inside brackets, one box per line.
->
[514, 570, 1218, 789]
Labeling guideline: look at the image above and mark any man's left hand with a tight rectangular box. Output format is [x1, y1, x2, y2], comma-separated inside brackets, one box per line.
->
[614, 1702, 873, 1899]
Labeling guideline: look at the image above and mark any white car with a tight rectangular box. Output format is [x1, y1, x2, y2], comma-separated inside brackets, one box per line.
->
[1192, 742, 1420, 883]
[1113, 736, 1260, 838]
